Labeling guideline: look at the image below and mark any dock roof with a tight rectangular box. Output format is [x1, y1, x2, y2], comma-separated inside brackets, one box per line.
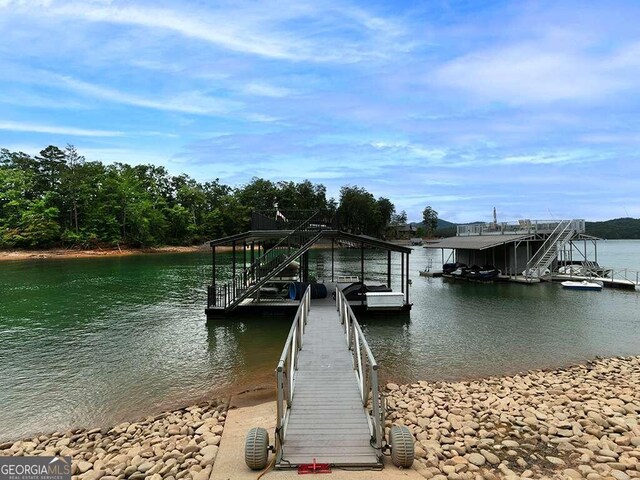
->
[423, 234, 533, 250]
[209, 230, 412, 253]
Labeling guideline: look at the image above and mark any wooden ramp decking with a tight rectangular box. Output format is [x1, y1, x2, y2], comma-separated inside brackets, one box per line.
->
[278, 301, 380, 468]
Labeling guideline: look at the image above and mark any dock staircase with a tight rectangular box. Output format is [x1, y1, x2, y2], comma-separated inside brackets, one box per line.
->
[524, 219, 576, 279]
[214, 211, 325, 312]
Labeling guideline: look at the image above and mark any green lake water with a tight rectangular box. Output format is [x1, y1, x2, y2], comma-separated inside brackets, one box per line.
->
[1, 240, 639, 440]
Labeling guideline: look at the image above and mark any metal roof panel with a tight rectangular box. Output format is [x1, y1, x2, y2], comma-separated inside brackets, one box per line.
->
[423, 234, 533, 250]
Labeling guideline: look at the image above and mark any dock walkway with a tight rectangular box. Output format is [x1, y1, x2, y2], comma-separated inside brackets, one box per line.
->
[271, 286, 385, 470]
[279, 301, 378, 466]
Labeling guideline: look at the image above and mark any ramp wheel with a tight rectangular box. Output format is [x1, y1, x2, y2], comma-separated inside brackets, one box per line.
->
[390, 425, 415, 468]
[245, 427, 269, 470]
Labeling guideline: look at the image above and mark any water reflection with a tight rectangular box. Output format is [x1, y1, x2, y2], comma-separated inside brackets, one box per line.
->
[205, 316, 291, 392]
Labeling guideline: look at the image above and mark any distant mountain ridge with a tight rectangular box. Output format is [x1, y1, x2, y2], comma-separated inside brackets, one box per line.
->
[411, 217, 640, 239]
[410, 218, 456, 230]
[409, 219, 458, 237]
[585, 217, 640, 239]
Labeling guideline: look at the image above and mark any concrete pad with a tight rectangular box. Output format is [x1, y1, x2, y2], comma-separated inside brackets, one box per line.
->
[211, 390, 423, 480]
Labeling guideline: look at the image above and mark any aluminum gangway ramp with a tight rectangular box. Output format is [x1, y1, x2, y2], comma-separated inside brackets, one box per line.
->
[271, 286, 387, 470]
[281, 301, 378, 467]
[242, 286, 415, 472]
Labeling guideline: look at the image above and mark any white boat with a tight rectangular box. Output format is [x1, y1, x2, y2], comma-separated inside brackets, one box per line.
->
[561, 280, 603, 291]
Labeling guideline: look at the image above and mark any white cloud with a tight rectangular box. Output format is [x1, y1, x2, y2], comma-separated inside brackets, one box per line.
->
[0, 0, 411, 63]
[431, 15, 640, 106]
[434, 46, 615, 104]
[52, 75, 239, 115]
[370, 141, 448, 162]
[243, 82, 294, 98]
[244, 113, 282, 123]
[493, 152, 597, 166]
[0, 121, 123, 137]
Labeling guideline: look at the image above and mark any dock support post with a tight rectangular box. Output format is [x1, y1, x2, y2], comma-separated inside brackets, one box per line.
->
[212, 246, 216, 306]
[251, 242, 255, 281]
[387, 250, 391, 287]
[405, 252, 410, 305]
[570, 242, 573, 264]
[303, 251, 309, 283]
[231, 241, 236, 300]
[401, 252, 405, 294]
[360, 242, 365, 306]
[331, 239, 335, 282]
[504, 246, 507, 276]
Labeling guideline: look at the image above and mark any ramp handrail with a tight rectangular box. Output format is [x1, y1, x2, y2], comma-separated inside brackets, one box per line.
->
[335, 287, 384, 455]
[275, 285, 312, 458]
[563, 266, 640, 286]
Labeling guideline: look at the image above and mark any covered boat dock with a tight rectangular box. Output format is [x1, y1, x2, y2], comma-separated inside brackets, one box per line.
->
[205, 210, 412, 319]
[423, 219, 615, 285]
[424, 233, 539, 277]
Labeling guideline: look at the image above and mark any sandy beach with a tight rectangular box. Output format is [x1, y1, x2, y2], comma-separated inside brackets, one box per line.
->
[0, 246, 211, 261]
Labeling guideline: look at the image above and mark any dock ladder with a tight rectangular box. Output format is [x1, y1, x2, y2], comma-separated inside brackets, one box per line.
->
[243, 286, 415, 471]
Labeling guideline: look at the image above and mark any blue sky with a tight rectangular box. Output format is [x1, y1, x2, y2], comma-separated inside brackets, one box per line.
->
[1, 0, 639, 223]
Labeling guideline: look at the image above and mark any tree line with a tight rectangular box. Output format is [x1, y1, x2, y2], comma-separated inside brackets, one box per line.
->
[585, 218, 640, 239]
[0, 145, 408, 249]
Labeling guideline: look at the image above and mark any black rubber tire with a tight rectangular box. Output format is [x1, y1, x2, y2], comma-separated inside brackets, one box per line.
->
[245, 427, 269, 470]
[390, 425, 415, 468]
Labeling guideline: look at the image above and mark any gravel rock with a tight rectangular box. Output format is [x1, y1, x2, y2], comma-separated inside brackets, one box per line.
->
[77, 461, 93, 473]
[480, 449, 500, 465]
[467, 453, 486, 466]
[0, 400, 227, 480]
[384, 356, 640, 480]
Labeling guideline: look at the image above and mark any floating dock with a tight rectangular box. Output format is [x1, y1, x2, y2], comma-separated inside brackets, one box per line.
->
[551, 274, 637, 290]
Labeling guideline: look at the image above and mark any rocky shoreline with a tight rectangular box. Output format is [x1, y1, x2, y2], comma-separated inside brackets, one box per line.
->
[386, 356, 640, 480]
[0, 400, 227, 480]
[1, 357, 638, 480]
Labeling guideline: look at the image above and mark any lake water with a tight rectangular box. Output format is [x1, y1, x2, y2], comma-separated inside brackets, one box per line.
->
[1, 240, 639, 441]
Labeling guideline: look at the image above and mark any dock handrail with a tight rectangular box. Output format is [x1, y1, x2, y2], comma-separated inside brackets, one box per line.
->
[457, 219, 585, 236]
[335, 287, 384, 455]
[562, 265, 640, 287]
[275, 285, 312, 459]
[252, 209, 338, 230]
[609, 268, 640, 286]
